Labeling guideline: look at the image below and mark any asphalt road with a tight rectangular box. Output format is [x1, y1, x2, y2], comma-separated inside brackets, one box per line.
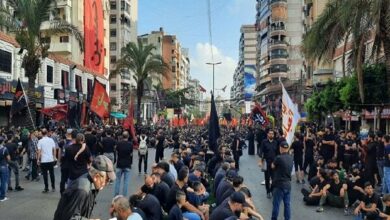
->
[0, 147, 351, 220]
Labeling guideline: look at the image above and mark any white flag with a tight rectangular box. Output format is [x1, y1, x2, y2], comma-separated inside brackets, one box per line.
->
[282, 84, 301, 146]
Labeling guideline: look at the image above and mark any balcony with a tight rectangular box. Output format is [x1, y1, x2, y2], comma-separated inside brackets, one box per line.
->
[270, 0, 287, 7]
[269, 64, 288, 79]
[270, 26, 287, 37]
[269, 40, 288, 50]
[48, 42, 71, 54]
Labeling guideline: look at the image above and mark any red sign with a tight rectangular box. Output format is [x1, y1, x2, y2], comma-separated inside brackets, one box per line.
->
[364, 108, 390, 119]
[84, 0, 104, 75]
[90, 80, 110, 118]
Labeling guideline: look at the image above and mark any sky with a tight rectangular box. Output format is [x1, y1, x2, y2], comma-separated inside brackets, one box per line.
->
[138, 0, 256, 98]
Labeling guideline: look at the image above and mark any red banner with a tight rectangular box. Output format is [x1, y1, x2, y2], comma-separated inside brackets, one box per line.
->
[84, 0, 104, 75]
[90, 80, 110, 118]
[41, 104, 68, 121]
[123, 98, 137, 145]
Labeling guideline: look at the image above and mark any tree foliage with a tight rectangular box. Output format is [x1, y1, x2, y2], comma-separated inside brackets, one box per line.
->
[305, 64, 388, 118]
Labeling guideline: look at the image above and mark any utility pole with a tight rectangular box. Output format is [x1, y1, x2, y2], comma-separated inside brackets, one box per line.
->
[206, 62, 222, 94]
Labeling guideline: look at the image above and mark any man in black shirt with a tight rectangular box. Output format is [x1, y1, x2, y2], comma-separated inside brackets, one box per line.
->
[317, 170, 349, 214]
[320, 127, 336, 163]
[84, 127, 97, 157]
[5, 135, 23, 191]
[59, 129, 75, 194]
[150, 172, 170, 212]
[0, 137, 10, 201]
[353, 182, 382, 220]
[134, 185, 162, 220]
[210, 191, 246, 220]
[291, 132, 304, 183]
[66, 133, 92, 181]
[53, 155, 116, 220]
[258, 129, 278, 198]
[302, 168, 328, 206]
[169, 190, 186, 220]
[155, 129, 165, 163]
[100, 129, 116, 163]
[376, 132, 385, 187]
[271, 141, 293, 220]
[114, 131, 133, 197]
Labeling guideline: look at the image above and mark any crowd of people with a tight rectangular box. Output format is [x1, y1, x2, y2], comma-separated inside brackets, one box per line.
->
[6, 121, 390, 220]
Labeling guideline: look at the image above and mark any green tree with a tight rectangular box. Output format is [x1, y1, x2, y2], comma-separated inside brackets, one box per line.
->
[115, 40, 169, 125]
[0, 0, 83, 128]
[302, 0, 390, 103]
[164, 87, 195, 108]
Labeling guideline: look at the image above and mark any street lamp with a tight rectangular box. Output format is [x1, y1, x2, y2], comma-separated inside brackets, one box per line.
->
[206, 61, 222, 94]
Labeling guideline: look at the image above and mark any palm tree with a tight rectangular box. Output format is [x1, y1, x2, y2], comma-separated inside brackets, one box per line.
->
[302, 0, 390, 103]
[0, 0, 83, 128]
[115, 40, 169, 125]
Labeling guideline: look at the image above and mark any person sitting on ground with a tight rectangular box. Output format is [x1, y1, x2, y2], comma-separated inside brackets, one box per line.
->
[133, 184, 162, 220]
[110, 195, 142, 220]
[169, 190, 189, 220]
[150, 172, 170, 213]
[353, 182, 383, 220]
[187, 181, 210, 219]
[154, 161, 175, 188]
[213, 162, 229, 195]
[210, 191, 246, 220]
[302, 168, 328, 206]
[317, 170, 349, 214]
[216, 170, 236, 206]
[220, 176, 244, 205]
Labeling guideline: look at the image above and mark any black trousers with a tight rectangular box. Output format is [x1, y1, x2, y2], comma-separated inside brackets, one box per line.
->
[138, 153, 148, 173]
[234, 153, 240, 170]
[41, 162, 55, 190]
[264, 162, 273, 194]
[60, 168, 69, 194]
[155, 147, 164, 163]
[31, 159, 38, 180]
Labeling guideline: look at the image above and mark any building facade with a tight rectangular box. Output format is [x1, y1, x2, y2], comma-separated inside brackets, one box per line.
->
[108, 0, 138, 112]
[232, 24, 257, 105]
[255, 0, 306, 118]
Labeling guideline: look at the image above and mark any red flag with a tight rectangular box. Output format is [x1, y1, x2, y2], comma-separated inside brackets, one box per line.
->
[41, 104, 68, 121]
[179, 117, 185, 127]
[123, 98, 137, 145]
[90, 79, 110, 118]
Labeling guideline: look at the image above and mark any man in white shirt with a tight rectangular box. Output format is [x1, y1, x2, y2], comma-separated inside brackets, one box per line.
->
[37, 128, 57, 193]
[110, 195, 143, 220]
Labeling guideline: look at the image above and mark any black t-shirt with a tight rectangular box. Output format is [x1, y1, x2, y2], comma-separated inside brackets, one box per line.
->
[168, 204, 183, 220]
[5, 143, 18, 161]
[161, 172, 175, 188]
[304, 139, 315, 157]
[167, 182, 183, 212]
[152, 181, 170, 211]
[101, 137, 116, 153]
[210, 201, 236, 220]
[66, 144, 92, 180]
[377, 141, 385, 160]
[84, 134, 97, 155]
[363, 192, 382, 211]
[260, 139, 278, 162]
[137, 194, 162, 220]
[328, 180, 344, 195]
[115, 140, 132, 169]
[216, 179, 233, 205]
[321, 133, 335, 157]
[291, 140, 303, 160]
[156, 135, 165, 149]
[272, 153, 293, 190]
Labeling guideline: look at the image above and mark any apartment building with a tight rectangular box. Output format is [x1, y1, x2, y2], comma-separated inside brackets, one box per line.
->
[109, 0, 138, 112]
[232, 24, 257, 105]
[255, 0, 305, 115]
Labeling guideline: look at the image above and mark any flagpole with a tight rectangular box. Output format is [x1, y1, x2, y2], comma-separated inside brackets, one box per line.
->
[19, 79, 36, 130]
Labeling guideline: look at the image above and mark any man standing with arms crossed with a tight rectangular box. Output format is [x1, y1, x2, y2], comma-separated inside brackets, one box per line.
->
[271, 141, 293, 220]
[258, 129, 278, 198]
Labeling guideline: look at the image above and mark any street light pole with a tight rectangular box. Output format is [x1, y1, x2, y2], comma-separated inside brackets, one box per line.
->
[206, 61, 222, 94]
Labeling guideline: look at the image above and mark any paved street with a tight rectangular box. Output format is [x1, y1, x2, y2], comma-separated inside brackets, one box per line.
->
[0, 148, 350, 220]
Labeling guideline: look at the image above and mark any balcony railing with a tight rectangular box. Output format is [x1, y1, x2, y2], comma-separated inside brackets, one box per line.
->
[270, 54, 288, 59]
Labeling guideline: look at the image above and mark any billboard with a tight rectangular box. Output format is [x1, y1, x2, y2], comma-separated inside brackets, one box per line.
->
[244, 65, 256, 100]
[84, 0, 104, 75]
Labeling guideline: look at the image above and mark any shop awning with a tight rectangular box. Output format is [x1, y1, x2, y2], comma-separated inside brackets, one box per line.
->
[110, 112, 127, 119]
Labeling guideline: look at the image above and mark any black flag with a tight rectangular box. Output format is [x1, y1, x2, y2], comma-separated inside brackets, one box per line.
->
[10, 79, 27, 118]
[208, 93, 220, 152]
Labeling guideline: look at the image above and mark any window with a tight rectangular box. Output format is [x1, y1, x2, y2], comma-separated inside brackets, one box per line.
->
[110, 29, 117, 37]
[110, 56, 116, 63]
[171, 49, 175, 54]
[111, 84, 117, 91]
[110, 42, 116, 51]
[59, 36, 69, 43]
[110, 1, 116, 10]
[121, 0, 125, 10]
[158, 37, 161, 43]
[0, 49, 12, 73]
[172, 66, 176, 72]
[110, 15, 116, 24]
[61, 70, 69, 89]
[46, 65, 53, 83]
[75, 75, 82, 92]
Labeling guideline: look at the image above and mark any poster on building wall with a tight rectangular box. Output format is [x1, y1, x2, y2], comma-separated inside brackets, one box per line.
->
[84, 0, 104, 75]
[244, 65, 256, 100]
